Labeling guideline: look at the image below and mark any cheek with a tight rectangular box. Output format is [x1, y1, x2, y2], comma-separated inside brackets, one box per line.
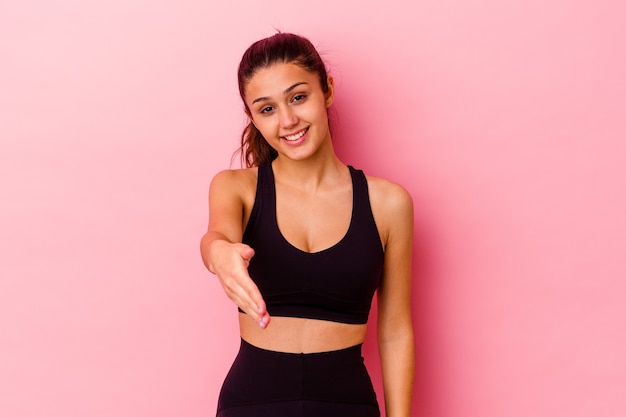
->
[312, 105, 330, 127]
[313, 97, 331, 119]
[252, 119, 275, 139]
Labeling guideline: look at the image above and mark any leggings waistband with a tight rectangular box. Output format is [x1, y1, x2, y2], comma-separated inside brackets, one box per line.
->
[239, 337, 364, 357]
[217, 338, 379, 415]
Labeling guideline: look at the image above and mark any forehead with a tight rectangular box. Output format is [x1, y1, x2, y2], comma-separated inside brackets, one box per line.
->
[244, 62, 318, 102]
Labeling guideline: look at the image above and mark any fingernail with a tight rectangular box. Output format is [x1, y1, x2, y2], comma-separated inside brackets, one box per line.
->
[259, 318, 266, 328]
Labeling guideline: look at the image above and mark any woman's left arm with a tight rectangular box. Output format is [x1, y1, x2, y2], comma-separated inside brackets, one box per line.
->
[371, 178, 415, 417]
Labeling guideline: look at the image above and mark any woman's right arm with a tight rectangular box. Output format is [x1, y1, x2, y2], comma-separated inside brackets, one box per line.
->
[200, 169, 270, 328]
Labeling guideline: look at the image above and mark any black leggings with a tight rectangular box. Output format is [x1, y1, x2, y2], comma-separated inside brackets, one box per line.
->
[216, 338, 380, 417]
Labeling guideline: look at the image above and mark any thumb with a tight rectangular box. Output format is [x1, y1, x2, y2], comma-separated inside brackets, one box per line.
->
[238, 245, 255, 262]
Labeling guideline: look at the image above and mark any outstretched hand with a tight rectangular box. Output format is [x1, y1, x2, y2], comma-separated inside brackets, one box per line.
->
[210, 240, 270, 329]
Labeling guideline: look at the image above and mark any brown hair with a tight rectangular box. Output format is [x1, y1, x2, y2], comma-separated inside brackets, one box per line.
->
[236, 33, 330, 167]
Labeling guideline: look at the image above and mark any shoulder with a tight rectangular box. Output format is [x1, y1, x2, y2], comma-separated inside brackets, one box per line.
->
[365, 174, 413, 216]
[211, 166, 258, 187]
[209, 167, 259, 204]
[364, 174, 414, 247]
[211, 166, 258, 184]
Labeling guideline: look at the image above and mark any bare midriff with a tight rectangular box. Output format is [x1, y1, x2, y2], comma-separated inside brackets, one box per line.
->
[239, 313, 368, 353]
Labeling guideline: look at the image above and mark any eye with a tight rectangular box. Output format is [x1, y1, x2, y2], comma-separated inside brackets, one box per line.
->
[260, 105, 274, 114]
[292, 94, 306, 103]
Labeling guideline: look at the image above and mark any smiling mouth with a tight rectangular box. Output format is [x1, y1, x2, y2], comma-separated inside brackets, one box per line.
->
[282, 128, 308, 141]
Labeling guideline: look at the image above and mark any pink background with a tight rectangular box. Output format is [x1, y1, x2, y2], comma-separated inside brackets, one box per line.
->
[2, 1, 625, 416]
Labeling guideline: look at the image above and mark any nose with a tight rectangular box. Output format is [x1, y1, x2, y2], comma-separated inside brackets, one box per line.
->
[279, 106, 298, 130]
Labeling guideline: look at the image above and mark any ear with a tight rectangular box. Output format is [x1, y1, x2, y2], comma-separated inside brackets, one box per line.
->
[325, 76, 335, 108]
[244, 107, 257, 128]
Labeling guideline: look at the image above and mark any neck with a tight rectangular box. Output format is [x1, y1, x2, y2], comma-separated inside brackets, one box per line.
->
[272, 150, 347, 191]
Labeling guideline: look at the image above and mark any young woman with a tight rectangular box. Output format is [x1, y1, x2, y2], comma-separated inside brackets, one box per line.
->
[201, 32, 414, 417]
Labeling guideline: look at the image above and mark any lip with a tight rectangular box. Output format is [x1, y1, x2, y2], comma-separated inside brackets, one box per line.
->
[280, 127, 309, 146]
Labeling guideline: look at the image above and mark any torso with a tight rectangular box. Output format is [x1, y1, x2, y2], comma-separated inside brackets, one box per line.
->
[239, 315, 367, 353]
[235, 162, 387, 353]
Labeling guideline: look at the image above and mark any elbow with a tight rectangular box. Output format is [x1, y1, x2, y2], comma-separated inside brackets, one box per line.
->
[377, 315, 414, 347]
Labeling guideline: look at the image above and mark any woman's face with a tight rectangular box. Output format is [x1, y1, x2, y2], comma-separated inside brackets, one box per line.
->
[244, 62, 334, 162]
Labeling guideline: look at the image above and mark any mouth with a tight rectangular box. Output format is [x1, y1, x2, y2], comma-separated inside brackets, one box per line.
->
[282, 127, 308, 141]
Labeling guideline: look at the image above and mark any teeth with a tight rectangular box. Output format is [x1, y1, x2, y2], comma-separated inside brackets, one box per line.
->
[284, 128, 307, 141]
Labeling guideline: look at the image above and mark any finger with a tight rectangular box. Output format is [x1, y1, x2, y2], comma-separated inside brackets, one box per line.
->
[221, 275, 257, 314]
[231, 275, 267, 323]
[258, 311, 271, 329]
[236, 278, 270, 328]
[247, 285, 270, 327]
[229, 290, 261, 322]
[253, 297, 271, 329]
[234, 247, 268, 324]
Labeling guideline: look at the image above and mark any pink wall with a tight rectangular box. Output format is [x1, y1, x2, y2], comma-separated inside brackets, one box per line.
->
[2, 1, 625, 416]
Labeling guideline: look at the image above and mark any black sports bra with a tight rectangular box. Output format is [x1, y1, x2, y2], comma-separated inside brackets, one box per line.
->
[240, 164, 384, 324]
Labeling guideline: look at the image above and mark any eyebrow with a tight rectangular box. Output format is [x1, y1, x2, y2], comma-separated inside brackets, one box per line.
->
[251, 82, 309, 105]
